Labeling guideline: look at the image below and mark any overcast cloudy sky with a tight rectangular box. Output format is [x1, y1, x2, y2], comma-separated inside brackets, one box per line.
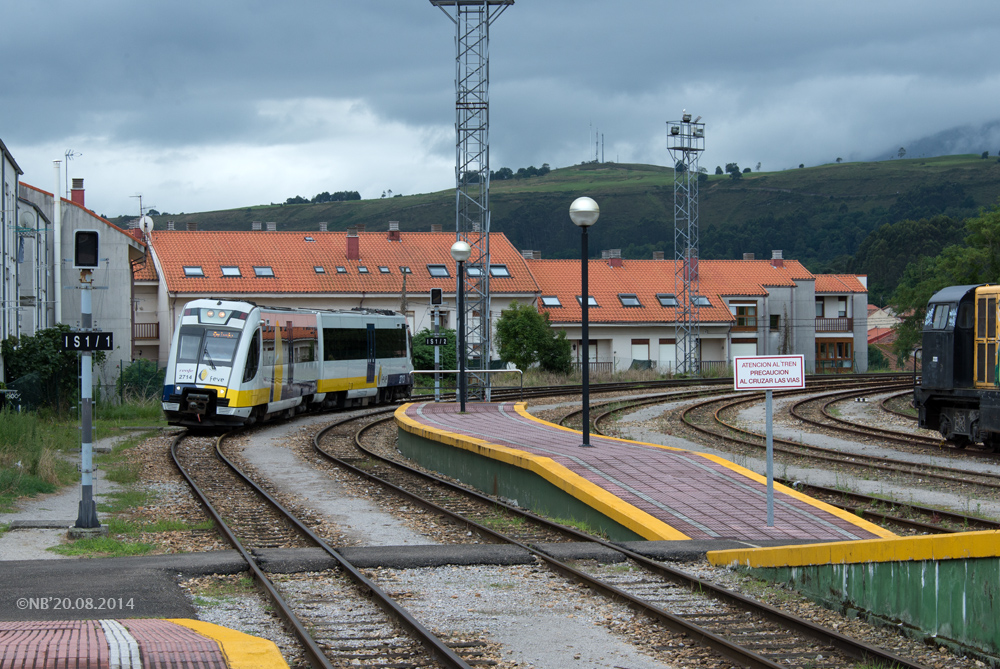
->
[4, 1, 1000, 218]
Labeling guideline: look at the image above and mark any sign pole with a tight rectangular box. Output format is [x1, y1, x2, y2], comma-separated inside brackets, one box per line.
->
[433, 307, 440, 402]
[765, 388, 774, 526]
[75, 270, 99, 529]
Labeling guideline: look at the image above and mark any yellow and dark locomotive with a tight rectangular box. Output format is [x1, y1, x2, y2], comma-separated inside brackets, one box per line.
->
[914, 284, 1000, 450]
[162, 299, 412, 427]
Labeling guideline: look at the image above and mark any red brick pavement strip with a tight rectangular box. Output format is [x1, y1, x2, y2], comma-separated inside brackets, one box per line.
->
[122, 619, 227, 669]
[407, 402, 883, 543]
[0, 620, 229, 669]
[0, 620, 109, 669]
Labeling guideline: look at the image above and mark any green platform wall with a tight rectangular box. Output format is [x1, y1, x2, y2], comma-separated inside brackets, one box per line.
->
[397, 428, 644, 542]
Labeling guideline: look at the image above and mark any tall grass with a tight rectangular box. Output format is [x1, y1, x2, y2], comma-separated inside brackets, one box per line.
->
[0, 409, 77, 509]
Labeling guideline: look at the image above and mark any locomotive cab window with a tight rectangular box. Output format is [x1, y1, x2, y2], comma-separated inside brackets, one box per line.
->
[932, 304, 952, 329]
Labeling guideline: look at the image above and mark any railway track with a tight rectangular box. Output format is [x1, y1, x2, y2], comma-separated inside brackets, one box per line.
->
[307, 410, 934, 669]
[171, 430, 484, 669]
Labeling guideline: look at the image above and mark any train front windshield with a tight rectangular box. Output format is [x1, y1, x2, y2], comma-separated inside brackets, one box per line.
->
[177, 326, 242, 367]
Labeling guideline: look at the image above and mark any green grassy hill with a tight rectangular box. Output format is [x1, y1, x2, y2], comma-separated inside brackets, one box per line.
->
[142, 155, 1000, 295]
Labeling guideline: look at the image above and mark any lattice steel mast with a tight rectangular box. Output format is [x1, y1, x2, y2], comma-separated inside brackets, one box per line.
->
[667, 112, 705, 375]
[431, 0, 512, 401]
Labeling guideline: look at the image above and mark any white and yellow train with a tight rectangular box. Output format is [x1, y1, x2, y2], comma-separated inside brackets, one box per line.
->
[161, 299, 413, 428]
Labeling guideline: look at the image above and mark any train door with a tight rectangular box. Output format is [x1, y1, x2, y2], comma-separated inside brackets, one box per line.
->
[975, 288, 1000, 388]
[366, 323, 376, 384]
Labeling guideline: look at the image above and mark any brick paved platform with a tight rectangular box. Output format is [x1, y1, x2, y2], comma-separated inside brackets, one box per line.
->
[397, 401, 894, 543]
[0, 619, 287, 669]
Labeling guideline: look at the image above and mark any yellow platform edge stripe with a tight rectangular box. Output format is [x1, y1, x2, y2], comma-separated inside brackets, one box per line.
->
[512, 404, 895, 540]
[167, 619, 289, 669]
[395, 403, 690, 541]
[707, 529, 1000, 569]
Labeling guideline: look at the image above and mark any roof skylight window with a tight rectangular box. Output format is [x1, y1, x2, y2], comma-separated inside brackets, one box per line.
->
[692, 295, 711, 306]
[399, 266, 412, 274]
[183, 266, 205, 277]
[466, 266, 483, 277]
[314, 266, 325, 274]
[657, 294, 678, 307]
[379, 266, 390, 273]
[253, 266, 275, 277]
[358, 266, 369, 274]
[619, 294, 641, 307]
[427, 264, 450, 278]
[540, 296, 562, 307]
[489, 264, 511, 277]
[336, 266, 347, 273]
[576, 296, 599, 307]
[221, 266, 241, 277]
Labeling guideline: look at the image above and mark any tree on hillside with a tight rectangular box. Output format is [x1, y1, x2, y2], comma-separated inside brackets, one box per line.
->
[715, 166, 723, 175]
[495, 302, 571, 373]
[890, 201, 1000, 362]
[836, 157, 843, 163]
[898, 147, 907, 159]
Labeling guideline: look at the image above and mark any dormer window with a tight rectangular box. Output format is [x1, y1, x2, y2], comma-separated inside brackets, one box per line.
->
[657, 294, 678, 307]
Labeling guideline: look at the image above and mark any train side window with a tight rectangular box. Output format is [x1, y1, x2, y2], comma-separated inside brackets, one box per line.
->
[958, 303, 975, 329]
[242, 329, 261, 382]
[932, 304, 951, 330]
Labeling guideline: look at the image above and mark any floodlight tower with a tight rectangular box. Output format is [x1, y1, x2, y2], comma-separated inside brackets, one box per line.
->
[667, 111, 705, 375]
[431, 0, 512, 401]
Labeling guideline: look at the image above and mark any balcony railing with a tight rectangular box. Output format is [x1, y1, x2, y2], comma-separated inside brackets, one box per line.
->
[134, 322, 159, 340]
[815, 317, 853, 332]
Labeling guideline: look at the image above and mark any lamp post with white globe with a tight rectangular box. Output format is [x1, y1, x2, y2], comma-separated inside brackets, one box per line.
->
[450, 240, 472, 413]
[569, 197, 599, 447]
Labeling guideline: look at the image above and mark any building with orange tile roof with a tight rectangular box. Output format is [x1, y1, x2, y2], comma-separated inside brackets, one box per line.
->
[528, 249, 868, 373]
[137, 224, 539, 365]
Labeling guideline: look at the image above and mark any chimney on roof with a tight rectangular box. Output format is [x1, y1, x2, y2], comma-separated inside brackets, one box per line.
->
[431, 223, 442, 233]
[684, 247, 698, 280]
[266, 221, 276, 232]
[356, 223, 365, 233]
[252, 221, 262, 231]
[167, 221, 175, 231]
[319, 222, 328, 232]
[743, 252, 755, 261]
[522, 250, 540, 259]
[70, 178, 84, 207]
[770, 249, 784, 268]
[652, 251, 664, 260]
[186, 221, 198, 231]
[606, 249, 623, 268]
[387, 221, 400, 241]
[347, 226, 360, 260]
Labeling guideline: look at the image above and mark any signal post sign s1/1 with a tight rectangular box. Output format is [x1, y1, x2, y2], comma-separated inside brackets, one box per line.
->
[732, 354, 805, 528]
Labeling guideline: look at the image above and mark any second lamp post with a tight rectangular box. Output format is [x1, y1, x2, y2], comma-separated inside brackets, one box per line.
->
[569, 197, 600, 447]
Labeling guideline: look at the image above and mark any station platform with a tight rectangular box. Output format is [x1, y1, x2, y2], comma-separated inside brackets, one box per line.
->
[0, 618, 287, 669]
[396, 401, 894, 544]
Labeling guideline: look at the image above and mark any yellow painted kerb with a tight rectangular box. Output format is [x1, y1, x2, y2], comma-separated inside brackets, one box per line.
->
[167, 619, 289, 669]
[514, 404, 895, 541]
[395, 403, 690, 541]
[707, 530, 1000, 569]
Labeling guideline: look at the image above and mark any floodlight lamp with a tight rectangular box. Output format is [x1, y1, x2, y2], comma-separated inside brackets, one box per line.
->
[682, 112, 692, 122]
[670, 126, 680, 135]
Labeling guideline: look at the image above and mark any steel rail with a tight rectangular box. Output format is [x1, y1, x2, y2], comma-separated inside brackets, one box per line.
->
[173, 429, 475, 669]
[313, 414, 930, 669]
[170, 432, 335, 669]
[679, 383, 1000, 491]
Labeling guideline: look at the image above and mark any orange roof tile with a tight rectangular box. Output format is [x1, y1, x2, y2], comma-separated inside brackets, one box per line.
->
[132, 258, 158, 281]
[528, 258, 816, 324]
[148, 230, 539, 296]
[815, 274, 867, 293]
